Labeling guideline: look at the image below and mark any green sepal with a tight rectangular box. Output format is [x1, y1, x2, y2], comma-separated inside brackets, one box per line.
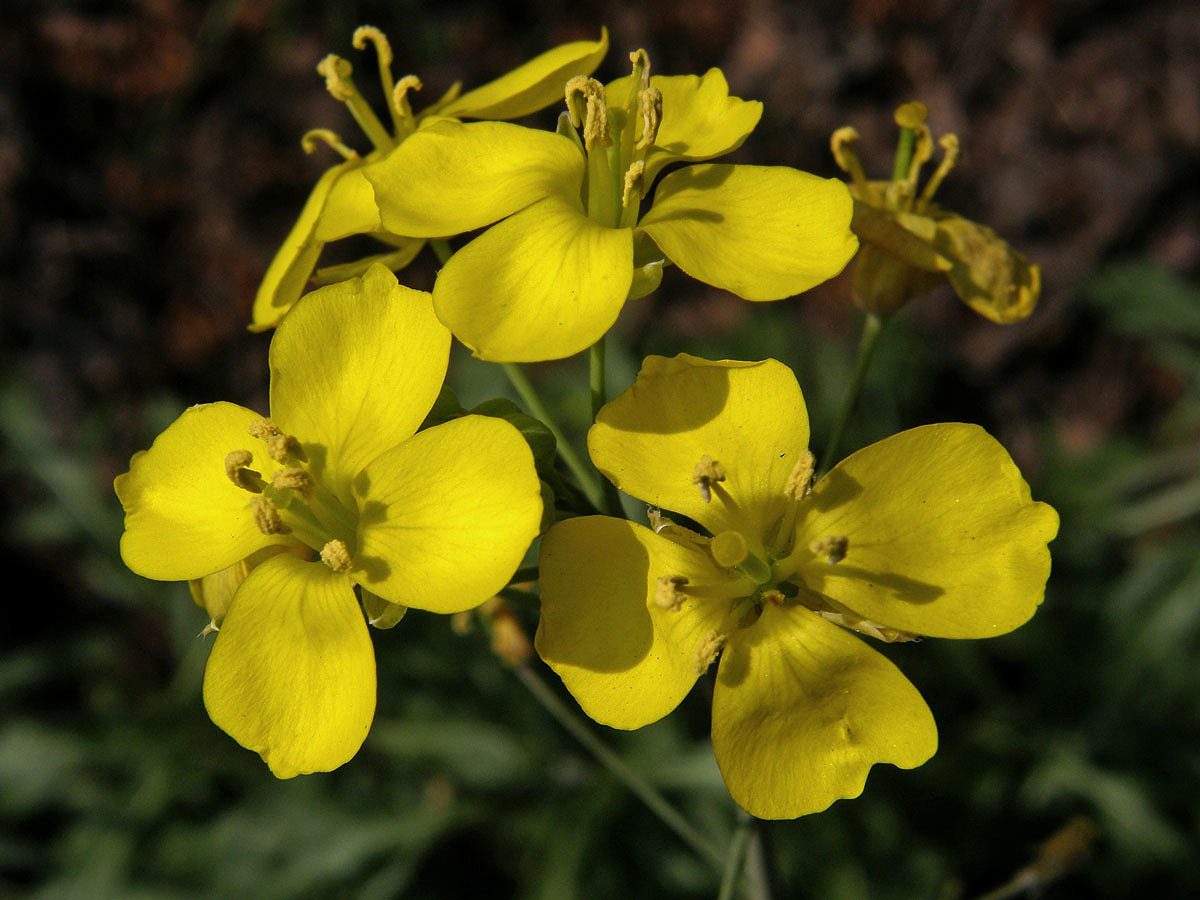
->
[420, 384, 466, 430]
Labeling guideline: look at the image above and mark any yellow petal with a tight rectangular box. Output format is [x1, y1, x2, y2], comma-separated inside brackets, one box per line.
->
[203, 552, 374, 778]
[432, 196, 633, 362]
[189, 543, 308, 625]
[932, 213, 1041, 323]
[607, 69, 762, 183]
[250, 160, 361, 332]
[535, 516, 750, 729]
[353, 415, 543, 614]
[312, 166, 382, 242]
[436, 28, 609, 120]
[367, 120, 584, 238]
[589, 354, 809, 544]
[116, 402, 289, 582]
[711, 603, 937, 819]
[638, 164, 858, 300]
[796, 423, 1059, 638]
[269, 265, 450, 506]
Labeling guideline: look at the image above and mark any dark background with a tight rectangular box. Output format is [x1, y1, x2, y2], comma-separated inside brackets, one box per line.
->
[2, 1, 1199, 898]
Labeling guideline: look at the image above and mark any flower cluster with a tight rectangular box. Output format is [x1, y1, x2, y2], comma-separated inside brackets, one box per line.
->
[116, 25, 1054, 825]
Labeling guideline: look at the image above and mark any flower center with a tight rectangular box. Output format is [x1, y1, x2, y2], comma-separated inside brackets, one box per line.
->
[225, 418, 358, 571]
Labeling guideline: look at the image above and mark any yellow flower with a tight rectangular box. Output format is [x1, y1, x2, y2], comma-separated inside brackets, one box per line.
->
[535, 354, 1058, 818]
[365, 54, 858, 362]
[832, 101, 1040, 321]
[116, 265, 543, 777]
[251, 26, 609, 332]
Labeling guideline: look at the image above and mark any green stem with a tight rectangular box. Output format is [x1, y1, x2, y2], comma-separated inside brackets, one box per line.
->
[589, 338, 626, 518]
[820, 311, 884, 475]
[891, 126, 916, 184]
[501, 362, 605, 511]
[514, 662, 726, 873]
[717, 812, 755, 900]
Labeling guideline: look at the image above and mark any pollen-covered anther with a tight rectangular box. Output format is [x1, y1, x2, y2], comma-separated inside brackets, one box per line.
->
[784, 449, 816, 500]
[810, 534, 849, 564]
[692, 454, 726, 503]
[695, 630, 727, 675]
[320, 539, 352, 573]
[918, 133, 960, 209]
[301, 128, 360, 161]
[628, 48, 652, 89]
[392, 74, 423, 119]
[830, 127, 871, 193]
[225, 449, 264, 493]
[636, 86, 662, 150]
[654, 575, 689, 611]
[622, 160, 645, 208]
[352, 25, 393, 67]
[762, 588, 786, 607]
[272, 467, 314, 498]
[251, 496, 290, 535]
[316, 54, 356, 102]
[564, 76, 611, 148]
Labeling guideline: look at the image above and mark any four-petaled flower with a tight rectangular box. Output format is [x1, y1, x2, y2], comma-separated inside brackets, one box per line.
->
[535, 354, 1058, 818]
[365, 54, 858, 361]
[116, 265, 543, 776]
[252, 27, 609, 331]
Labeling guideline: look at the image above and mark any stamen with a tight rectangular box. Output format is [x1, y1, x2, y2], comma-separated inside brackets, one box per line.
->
[710, 531, 749, 568]
[830, 127, 872, 195]
[198, 620, 220, 638]
[647, 507, 670, 532]
[917, 133, 960, 210]
[225, 449, 265, 493]
[564, 76, 611, 149]
[251, 496, 290, 535]
[301, 128, 361, 161]
[392, 75, 423, 125]
[654, 575, 689, 611]
[320, 539, 352, 572]
[621, 160, 645, 208]
[272, 467, 314, 498]
[352, 25, 393, 68]
[692, 455, 726, 503]
[695, 631, 727, 674]
[810, 535, 849, 564]
[317, 54, 356, 102]
[628, 49, 652, 91]
[636, 87, 662, 150]
[249, 419, 306, 464]
[904, 124, 934, 193]
[761, 588, 786, 606]
[784, 449, 816, 500]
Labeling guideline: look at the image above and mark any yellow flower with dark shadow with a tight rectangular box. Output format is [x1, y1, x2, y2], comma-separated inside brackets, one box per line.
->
[364, 53, 857, 362]
[535, 354, 1058, 818]
[117, 265, 543, 777]
[252, 26, 609, 331]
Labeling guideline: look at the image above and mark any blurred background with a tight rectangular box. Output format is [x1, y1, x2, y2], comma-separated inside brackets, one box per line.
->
[3, 0, 1199, 897]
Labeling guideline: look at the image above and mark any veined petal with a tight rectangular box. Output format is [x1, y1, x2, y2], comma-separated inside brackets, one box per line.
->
[712, 603, 937, 819]
[270, 265, 450, 505]
[433, 196, 633, 362]
[607, 69, 762, 183]
[437, 28, 609, 120]
[367, 120, 584, 238]
[203, 553, 374, 778]
[638, 164, 858, 301]
[796, 423, 1059, 639]
[116, 402, 289, 582]
[536, 516, 750, 730]
[353, 415, 542, 614]
[312, 166, 381, 242]
[251, 160, 362, 332]
[589, 355, 809, 544]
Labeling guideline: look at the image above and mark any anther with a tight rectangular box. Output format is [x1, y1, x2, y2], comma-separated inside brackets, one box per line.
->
[761, 588, 786, 607]
[654, 575, 689, 611]
[272, 467, 314, 498]
[636, 87, 662, 150]
[392, 74, 423, 121]
[316, 54, 356, 102]
[352, 25, 393, 67]
[249, 419, 306, 463]
[810, 535, 849, 564]
[301, 128, 360, 161]
[225, 449, 265, 493]
[692, 455, 726, 503]
[628, 49, 652, 90]
[695, 631, 727, 674]
[622, 160, 645, 208]
[784, 450, 816, 500]
[251, 496, 290, 535]
[198, 619, 220, 638]
[830, 127, 872, 194]
[320, 539, 352, 572]
[564, 76, 611, 149]
[917, 133, 960, 209]
[647, 507, 670, 532]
